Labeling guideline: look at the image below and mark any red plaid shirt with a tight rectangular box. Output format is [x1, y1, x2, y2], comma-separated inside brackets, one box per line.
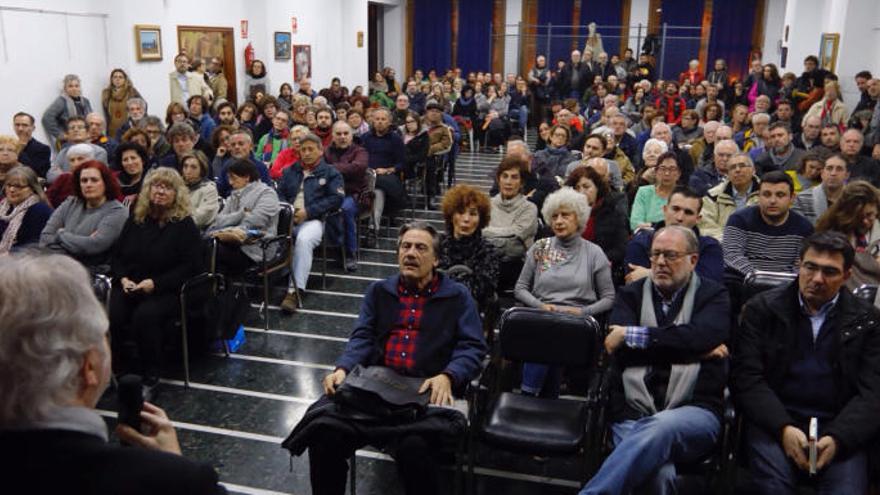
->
[383, 275, 440, 373]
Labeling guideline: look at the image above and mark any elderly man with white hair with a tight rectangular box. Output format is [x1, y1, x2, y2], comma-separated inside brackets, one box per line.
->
[741, 112, 771, 154]
[515, 186, 615, 397]
[46, 116, 108, 184]
[642, 122, 694, 182]
[689, 139, 739, 197]
[689, 120, 720, 168]
[699, 151, 760, 241]
[0, 254, 226, 493]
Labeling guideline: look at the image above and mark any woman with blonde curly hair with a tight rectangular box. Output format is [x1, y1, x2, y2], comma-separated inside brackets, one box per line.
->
[109, 167, 201, 394]
[437, 184, 500, 312]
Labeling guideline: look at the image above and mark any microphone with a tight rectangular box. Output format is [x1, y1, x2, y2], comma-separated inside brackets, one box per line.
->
[117, 374, 144, 440]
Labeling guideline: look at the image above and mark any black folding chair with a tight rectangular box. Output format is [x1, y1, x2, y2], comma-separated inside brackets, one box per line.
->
[467, 307, 604, 489]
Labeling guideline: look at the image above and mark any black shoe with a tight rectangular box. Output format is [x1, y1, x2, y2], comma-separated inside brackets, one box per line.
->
[142, 376, 161, 403]
[345, 256, 358, 272]
[365, 228, 377, 248]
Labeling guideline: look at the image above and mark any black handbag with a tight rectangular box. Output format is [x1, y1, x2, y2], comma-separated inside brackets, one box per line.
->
[204, 282, 250, 341]
[333, 365, 430, 421]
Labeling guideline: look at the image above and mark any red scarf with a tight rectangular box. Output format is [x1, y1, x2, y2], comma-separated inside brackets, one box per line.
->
[581, 197, 602, 241]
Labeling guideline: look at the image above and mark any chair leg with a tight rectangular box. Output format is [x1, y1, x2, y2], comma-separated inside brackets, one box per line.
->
[322, 233, 328, 290]
[179, 291, 190, 389]
[263, 270, 270, 331]
[348, 455, 357, 495]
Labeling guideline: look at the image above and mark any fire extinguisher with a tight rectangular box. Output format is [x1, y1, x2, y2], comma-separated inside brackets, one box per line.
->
[244, 42, 254, 69]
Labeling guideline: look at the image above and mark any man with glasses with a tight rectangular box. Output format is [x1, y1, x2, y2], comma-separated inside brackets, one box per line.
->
[755, 122, 806, 175]
[625, 186, 723, 283]
[46, 116, 108, 184]
[793, 154, 850, 225]
[689, 138, 738, 197]
[581, 225, 730, 494]
[699, 151, 760, 241]
[732, 231, 880, 495]
[256, 109, 291, 165]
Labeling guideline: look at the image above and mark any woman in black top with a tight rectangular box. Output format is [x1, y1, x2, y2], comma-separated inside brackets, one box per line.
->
[109, 167, 201, 392]
[114, 142, 147, 207]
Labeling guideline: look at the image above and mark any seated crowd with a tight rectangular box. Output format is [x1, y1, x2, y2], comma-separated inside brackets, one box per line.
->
[1, 46, 880, 495]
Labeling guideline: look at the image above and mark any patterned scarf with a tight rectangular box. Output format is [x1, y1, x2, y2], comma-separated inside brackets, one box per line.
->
[261, 128, 290, 163]
[0, 195, 40, 254]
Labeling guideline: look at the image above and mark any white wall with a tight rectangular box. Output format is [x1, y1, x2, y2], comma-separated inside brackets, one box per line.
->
[0, 0, 370, 140]
[761, 0, 787, 67]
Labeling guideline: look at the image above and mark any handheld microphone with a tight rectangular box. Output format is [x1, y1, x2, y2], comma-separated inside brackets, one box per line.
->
[117, 374, 144, 439]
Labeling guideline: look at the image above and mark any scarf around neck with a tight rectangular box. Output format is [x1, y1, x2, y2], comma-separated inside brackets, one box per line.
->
[0, 195, 40, 254]
[261, 128, 290, 162]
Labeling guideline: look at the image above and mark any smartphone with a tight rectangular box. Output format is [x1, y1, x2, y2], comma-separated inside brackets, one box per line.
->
[808, 417, 818, 475]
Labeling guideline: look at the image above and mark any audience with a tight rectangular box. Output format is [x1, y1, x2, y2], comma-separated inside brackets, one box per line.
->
[792, 153, 850, 224]
[689, 138, 737, 196]
[114, 141, 148, 206]
[754, 122, 806, 174]
[631, 151, 682, 230]
[324, 121, 368, 270]
[699, 151, 760, 241]
[0, 166, 52, 253]
[180, 151, 220, 229]
[42, 74, 94, 148]
[785, 152, 824, 194]
[12, 112, 50, 177]
[361, 107, 406, 244]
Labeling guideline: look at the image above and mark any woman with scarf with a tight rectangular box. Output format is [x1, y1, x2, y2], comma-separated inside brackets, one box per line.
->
[244, 60, 271, 102]
[277, 82, 295, 112]
[114, 142, 148, 208]
[180, 151, 219, 230]
[452, 86, 478, 146]
[438, 185, 500, 313]
[270, 125, 308, 180]
[803, 80, 849, 131]
[41, 74, 94, 149]
[515, 187, 615, 397]
[0, 167, 52, 254]
[528, 55, 552, 125]
[368, 72, 393, 108]
[256, 108, 291, 165]
[101, 69, 142, 139]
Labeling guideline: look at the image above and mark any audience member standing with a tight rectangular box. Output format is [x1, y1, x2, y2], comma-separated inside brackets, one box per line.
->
[42, 74, 93, 149]
[101, 69, 142, 139]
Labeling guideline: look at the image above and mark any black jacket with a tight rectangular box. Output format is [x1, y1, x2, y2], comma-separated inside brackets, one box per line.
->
[589, 191, 629, 270]
[558, 62, 593, 96]
[19, 138, 51, 178]
[732, 282, 880, 457]
[608, 276, 730, 421]
[0, 429, 225, 495]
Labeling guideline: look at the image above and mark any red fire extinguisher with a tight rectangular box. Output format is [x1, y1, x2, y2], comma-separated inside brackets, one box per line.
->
[244, 42, 254, 69]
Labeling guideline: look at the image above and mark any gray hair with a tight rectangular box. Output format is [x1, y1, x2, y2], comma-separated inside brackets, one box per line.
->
[398, 221, 441, 255]
[654, 225, 699, 254]
[167, 121, 197, 140]
[126, 97, 147, 110]
[505, 139, 532, 159]
[0, 254, 107, 425]
[139, 115, 165, 132]
[730, 151, 754, 168]
[541, 187, 591, 232]
[751, 112, 771, 125]
[642, 138, 669, 159]
[300, 133, 324, 148]
[67, 143, 95, 159]
[714, 139, 739, 154]
[62, 74, 80, 88]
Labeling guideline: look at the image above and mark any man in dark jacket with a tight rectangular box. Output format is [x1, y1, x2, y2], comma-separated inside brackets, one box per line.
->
[277, 133, 345, 312]
[324, 121, 368, 271]
[732, 231, 880, 494]
[13, 112, 51, 178]
[559, 50, 592, 101]
[581, 225, 729, 494]
[289, 222, 486, 495]
[0, 254, 225, 495]
[625, 186, 724, 283]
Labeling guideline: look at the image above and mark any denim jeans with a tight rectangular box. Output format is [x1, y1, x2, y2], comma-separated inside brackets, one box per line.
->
[579, 406, 720, 495]
[745, 422, 867, 495]
[521, 363, 562, 397]
[340, 196, 358, 256]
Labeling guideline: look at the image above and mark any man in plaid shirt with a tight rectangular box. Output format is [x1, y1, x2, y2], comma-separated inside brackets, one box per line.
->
[308, 221, 486, 495]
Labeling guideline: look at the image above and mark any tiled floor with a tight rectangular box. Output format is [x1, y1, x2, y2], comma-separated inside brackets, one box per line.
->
[98, 146, 589, 494]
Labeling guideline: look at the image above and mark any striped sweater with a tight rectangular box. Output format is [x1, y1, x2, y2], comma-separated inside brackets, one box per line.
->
[722, 205, 814, 276]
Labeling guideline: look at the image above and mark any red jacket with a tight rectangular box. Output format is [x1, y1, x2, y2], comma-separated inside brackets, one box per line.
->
[655, 96, 687, 126]
[270, 148, 299, 180]
[678, 70, 705, 86]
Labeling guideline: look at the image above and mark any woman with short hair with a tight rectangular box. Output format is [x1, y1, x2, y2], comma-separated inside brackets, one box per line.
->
[630, 150, 679, 230]
[803, 80, 849, 130]
[0, 135, 23, 194]
[114, 142, 148, 207]
[41, 74, 94, 147]
[40, 161, 127, 269]
[0, 167, 53, 253]
[515, 187, 615, 397]
[109, 167, 201, 393]
[438, 185, 500, 311]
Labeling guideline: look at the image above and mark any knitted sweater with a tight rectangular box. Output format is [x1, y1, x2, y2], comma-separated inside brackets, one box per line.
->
[438, 233, 500, 309]
[39, 198, 128, 266]
[482, 194, 538, 260]
[515, 235, 615, 316]
[722, 206, 814, 276]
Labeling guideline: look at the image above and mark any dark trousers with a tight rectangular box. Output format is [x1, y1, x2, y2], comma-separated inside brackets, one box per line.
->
[109, 286, 179, 378]
[308, 424, 441, 495]
[214, 242, 255, 277]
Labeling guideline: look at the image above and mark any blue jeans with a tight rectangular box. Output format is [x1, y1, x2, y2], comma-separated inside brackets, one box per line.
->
[580, 406, 720, 495]
[508, 106, 529, 132]
[340, 196, 358, 255]
[521, 363, 562, 397]
[745, 422, 867, 495]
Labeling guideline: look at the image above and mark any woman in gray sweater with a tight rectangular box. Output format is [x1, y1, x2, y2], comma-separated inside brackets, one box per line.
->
[40, 161, 127, 269]
[515, 187, 615, 397]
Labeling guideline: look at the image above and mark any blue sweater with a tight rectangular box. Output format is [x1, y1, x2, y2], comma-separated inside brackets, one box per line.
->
[625, 221, 724, 282]
[360, 129, 405, 172]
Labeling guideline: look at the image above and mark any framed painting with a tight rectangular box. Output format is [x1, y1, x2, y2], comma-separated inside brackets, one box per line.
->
[819, 33, 840, 73]
[294, 44, 312, 81]
[134, 25, 162, 61]
[177, 26, 238, 106]
[274, 32, 291, 60]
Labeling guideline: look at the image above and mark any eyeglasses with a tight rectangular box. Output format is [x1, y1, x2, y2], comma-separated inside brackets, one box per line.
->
[728, 162, 753, 170]
[801, 261, 843, 278]
[656, 166, 679, 174]
[649, 250, 693, 262]
[4, 183, 28, 190]
[151, 182, 174, 191]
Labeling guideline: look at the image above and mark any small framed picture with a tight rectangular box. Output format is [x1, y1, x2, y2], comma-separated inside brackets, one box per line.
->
[134, 25, 162, 62]
[294, 44, 312, 81]
[274, 31, 291, 60]
[818, 33, 840, 73]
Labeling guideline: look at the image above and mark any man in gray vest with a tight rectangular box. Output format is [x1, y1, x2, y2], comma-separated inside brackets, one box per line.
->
[580, 225, 730, 494]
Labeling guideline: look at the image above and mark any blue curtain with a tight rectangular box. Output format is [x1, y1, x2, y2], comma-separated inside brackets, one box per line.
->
[413, 0, 452, 73]
[457, 0, 494, 74]
[658, 0, 704, 80]
[537, 0, 575, 66]
[707, 0, 758, 81]
[579, 0, 624, 56]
